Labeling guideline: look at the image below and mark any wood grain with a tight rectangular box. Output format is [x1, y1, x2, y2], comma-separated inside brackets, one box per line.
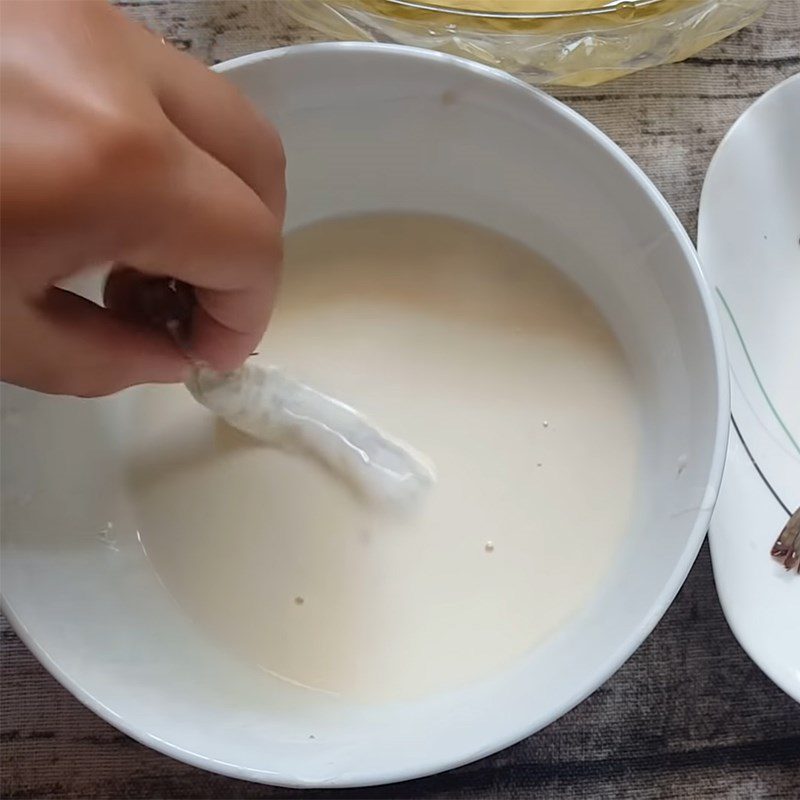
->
[2, 1, 799, 797]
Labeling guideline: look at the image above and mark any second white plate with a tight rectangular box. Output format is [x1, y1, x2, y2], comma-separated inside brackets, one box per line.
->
[699, 73, 800, 702]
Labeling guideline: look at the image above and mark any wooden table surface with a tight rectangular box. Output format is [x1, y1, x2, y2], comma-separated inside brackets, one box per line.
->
[2, 1, 799, 798]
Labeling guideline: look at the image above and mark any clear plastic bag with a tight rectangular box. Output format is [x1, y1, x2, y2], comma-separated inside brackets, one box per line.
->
[287, 0, 771, 86]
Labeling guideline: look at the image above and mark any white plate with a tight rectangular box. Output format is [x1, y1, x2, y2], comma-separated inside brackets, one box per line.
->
[699, 73, 800, 702]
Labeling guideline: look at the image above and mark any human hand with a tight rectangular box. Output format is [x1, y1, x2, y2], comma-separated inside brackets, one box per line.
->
[1, 0, 285, 396]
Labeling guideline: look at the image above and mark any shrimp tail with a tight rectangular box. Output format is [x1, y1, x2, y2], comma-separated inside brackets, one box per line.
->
[771, 508, 800, 573]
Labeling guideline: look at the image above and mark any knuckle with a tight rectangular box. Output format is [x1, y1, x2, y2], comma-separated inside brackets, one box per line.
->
[263, 212, 284, 262]
[34, 356, 120, 398]
[86, 111, 171, 182]
[71, 364, 121, 397]
[269, 126, 287, 173]
[36, 363, 89, 397]
[256, 217, 283, 283]
[75, 383, 117, 399]
[260, 121, 287, 197]
[72, 370, 125, 398]
[235, 205, 283, 282]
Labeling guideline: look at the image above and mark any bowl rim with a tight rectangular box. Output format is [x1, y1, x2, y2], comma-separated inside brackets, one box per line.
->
[2, 40, 731, 788]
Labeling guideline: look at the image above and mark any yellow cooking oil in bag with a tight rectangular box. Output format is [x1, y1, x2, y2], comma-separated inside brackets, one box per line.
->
[288, 0, 770, 86]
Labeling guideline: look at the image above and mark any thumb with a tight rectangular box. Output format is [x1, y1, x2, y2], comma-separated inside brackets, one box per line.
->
[6, 288, 190, 396]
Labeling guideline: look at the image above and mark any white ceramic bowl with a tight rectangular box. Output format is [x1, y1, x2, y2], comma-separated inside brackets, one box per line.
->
[0, 44, 729, 787]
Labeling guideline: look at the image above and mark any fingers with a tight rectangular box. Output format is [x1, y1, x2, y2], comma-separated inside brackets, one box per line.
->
[2, 288, 189, 396]
[105, 267, 271, 370]
[116, 138, 281, 370]
[0, 2, 285, 395]
[188, 302, 259, 371]
[148, 33, 286, 224]
[123, 134, 283, 290]
[190, 282, 274, 369]
[108, 22, 285, 372]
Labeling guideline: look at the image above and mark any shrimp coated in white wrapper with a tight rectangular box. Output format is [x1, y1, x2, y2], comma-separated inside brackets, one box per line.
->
[186, 363, 436, 511]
